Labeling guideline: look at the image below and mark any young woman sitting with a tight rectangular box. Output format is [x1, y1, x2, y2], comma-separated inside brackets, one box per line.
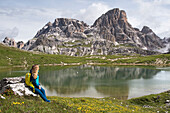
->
[29, 64, 50, 102]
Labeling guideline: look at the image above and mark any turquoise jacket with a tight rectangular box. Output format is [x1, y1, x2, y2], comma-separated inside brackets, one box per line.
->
[30, 70, 40, 88]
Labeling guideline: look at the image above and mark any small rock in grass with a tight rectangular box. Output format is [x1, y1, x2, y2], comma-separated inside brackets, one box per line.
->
[0, 95, 6, 99]
[165, 100, 170, 103]
[143, 105, 152, 108]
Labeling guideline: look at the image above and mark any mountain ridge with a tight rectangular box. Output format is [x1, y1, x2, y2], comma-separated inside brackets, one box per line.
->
[2, 8, 169, 56]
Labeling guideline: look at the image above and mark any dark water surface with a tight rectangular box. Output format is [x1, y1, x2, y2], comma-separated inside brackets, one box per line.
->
[1, 65, 170, 99]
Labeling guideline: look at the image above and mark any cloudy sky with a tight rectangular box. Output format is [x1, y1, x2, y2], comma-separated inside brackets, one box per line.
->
[0, 0, 170, 42]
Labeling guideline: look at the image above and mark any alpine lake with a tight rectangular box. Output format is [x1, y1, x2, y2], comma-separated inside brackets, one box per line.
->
[1, 65, 170, 100]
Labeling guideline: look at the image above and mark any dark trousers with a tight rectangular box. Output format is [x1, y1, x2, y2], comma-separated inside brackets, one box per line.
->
[30, 87, 49, 102]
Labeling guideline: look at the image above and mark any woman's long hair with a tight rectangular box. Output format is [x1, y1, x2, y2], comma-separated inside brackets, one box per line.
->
[31, 64, 39, 79]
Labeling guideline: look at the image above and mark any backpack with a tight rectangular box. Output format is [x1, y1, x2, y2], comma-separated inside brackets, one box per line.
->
[25, 73, 35, 93]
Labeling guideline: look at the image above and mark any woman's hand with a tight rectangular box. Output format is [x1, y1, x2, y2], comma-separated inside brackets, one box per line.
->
[39, 86, 41, 89]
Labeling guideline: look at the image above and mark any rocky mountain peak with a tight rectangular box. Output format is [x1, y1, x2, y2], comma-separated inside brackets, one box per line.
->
[141, 26, 153, 34]
[106, 8, 128, 22]
[34, 18, 89, 38]
[46, 22, 53, 27]
[119, 10, 127, 22]
[53, 18, 88, 28]
[92, 8, 166, 51]
[92, 8, 128, 28]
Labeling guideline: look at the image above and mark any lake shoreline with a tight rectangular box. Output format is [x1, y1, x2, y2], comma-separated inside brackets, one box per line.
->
[1, 62, 170, 68]
[46, 89, 170, 100]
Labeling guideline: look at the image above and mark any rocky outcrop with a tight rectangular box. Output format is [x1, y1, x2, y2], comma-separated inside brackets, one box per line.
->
[28, 37, 58, 50]
[3, 37, 17, 47]
[22, 39, 36, 50]
[2, 37, 25, 49]
[17, 41, 24, 49]
[0, 77, 37, 96]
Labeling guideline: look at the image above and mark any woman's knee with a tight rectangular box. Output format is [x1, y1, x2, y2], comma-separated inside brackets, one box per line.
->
[41, 87, 45, 92]
[35, 88, 42, 94]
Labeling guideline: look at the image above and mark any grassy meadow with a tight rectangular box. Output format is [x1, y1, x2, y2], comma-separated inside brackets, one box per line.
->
[0, 43, 170, 67]
[0, 89, 169, 113]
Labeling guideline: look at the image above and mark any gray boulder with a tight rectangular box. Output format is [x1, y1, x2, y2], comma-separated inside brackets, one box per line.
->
[0, 77, 37, 96]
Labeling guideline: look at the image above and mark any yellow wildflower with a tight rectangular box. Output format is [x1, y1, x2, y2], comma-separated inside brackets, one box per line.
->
[77, 107, 82, 110]
[12, 102, 24, 105]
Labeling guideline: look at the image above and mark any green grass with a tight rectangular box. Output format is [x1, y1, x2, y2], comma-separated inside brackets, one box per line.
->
[128, 90, 170, 112]
[113, 54, 170, 64]
[81, 42, 92, 47]
[0, 43, 84, 66]
[113, 43, 135, 48]
[86, 34, 93, 38]
[1, 90, 169, 113]
[0, 43, 170, 67]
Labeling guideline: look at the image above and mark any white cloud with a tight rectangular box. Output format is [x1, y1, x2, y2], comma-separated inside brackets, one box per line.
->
[0, 8, 64, 42]
[128, 0, 170, 38]
[74, 2, 110, 25]
[0, 2, 111, 42]
[0, 27, 19, 41]
[0, 0, 170, 43]
[75, 0, 91, 3]
[156, 0, 170, 5]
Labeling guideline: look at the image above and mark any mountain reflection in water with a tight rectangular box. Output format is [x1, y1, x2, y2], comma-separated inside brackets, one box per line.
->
[39, 65, 161, 99]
